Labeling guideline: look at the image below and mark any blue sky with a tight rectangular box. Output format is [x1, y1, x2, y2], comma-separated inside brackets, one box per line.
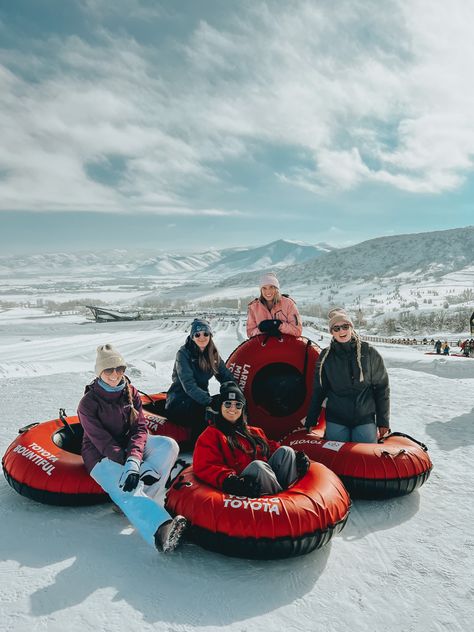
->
[0, 0, 473, 254]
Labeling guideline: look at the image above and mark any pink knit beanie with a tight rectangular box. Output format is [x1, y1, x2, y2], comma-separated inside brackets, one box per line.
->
[260, 272, 280, 289]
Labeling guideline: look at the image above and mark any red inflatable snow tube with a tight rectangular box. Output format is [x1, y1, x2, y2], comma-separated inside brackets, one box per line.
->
[165, 462, 351, 559]
[2, 412, 107, 506]
[226, 334, 320, 440]
[281, 427, 433, 500]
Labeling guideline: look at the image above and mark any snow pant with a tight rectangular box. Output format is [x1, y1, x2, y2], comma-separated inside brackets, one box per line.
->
[240, 446, 298, 495]
[90, 435, 179, 548]
[165, 395, 208, 441]
[325, 421, 377, 443]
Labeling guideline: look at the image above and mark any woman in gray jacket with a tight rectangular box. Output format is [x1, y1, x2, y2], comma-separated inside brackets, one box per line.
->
[305, 308, 390, 443]
[165, 318, 236, 440]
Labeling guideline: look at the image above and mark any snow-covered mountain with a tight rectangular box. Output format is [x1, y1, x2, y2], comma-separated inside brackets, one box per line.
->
[0, 240, 332, 279]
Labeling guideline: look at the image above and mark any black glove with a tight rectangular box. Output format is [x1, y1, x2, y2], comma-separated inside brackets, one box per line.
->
[222, 474, 261, 498]
[119, 457, 141, 493]
[295, 451, 310, 478]
[258, 319, 282, 334]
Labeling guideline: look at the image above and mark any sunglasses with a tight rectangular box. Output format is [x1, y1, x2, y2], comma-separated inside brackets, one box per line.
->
[332, 324, 351, 332]
[223, 400, 243, 410]
[102, 366, 126, 375]
[194, 332, 210, 338]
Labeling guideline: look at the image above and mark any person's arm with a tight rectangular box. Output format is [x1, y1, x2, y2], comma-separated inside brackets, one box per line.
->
[78, 400, 125, 464]
[278, 301, 303, 337]
[246, 303, 261, 338]
[370, 347, 390, 428]
[175, 349, 212, 405]
[304, 353, 329, 430]
[216, 358, 238, 385]
[193, 429, 236, 489]
[126, 388, 149, 462]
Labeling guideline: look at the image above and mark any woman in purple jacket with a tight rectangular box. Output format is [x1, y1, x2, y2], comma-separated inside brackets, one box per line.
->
[78, 344, 187, 553]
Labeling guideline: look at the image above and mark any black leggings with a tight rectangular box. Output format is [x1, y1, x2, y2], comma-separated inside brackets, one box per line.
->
[165, 396, 208, 442]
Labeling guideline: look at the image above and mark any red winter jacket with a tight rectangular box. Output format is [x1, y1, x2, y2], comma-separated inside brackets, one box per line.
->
[246, 296, 302, 338]
[193, 423, 280, 489]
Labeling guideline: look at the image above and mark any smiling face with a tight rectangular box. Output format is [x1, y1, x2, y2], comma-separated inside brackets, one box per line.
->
[261, 284, 277, 303]
[100, 366, 126, 387]
[221, 401, 243, 423]
[331, 322, 353, 343]
[193, 331, 211, 351]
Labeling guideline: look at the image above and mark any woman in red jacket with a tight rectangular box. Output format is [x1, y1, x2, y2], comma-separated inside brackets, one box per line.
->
[246, 272, 302, 338]
[193, 382, 310, 497]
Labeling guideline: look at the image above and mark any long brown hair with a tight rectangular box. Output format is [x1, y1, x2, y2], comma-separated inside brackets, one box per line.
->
[197, 336, 220, 375]
[217, 415, 270, 460]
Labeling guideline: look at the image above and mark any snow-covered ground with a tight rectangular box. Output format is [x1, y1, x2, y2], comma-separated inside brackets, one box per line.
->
[1, 314, 473, 632]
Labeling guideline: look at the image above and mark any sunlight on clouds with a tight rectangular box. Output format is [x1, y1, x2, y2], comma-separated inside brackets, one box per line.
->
[1, 0, 474, 214]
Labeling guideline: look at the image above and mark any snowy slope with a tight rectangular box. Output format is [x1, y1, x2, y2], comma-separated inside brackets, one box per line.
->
[0, 315, 473, 632]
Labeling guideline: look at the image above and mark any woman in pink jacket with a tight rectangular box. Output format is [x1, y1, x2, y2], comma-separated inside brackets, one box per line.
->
[246, 272, 302, 338]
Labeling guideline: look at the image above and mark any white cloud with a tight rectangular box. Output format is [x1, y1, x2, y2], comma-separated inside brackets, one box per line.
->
[1, 0, 474, 215]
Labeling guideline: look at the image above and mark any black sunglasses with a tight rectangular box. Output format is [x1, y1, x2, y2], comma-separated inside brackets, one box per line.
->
[194, 332, 210, 338]
[332, 324, 351, 332]
[223, 400, 243, 410]
[102, 366, 126, 375]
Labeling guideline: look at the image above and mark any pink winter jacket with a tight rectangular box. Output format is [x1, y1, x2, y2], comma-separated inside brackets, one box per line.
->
[246, 296, 302, 338]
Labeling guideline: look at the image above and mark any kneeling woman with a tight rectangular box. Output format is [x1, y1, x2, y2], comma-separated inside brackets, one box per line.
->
[165, 318, 236, 440]
[193, 382, 310, 497]
[78, 344, 187, 553]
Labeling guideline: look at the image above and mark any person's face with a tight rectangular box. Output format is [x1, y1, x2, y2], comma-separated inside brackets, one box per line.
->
[331, 322, 353, 343]
[100, 366, 126, 387]
[261, 285, 277, 302]
[193, 331, 211, 351]
[221, 400, 243, 423]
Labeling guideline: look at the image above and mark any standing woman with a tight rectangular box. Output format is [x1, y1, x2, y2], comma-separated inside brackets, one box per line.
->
[165, 318, 236, 440]
[78, 344, 187, 553]
[305, 309, 390, 443]
[246, 272, 302, 338]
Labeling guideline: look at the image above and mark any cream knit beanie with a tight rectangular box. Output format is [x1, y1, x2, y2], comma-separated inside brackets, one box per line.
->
[95, 344, 127, 377]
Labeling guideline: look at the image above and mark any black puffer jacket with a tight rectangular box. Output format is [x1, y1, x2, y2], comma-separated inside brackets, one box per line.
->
[165, 337, 235, 409]
[306, 338, 390, 429]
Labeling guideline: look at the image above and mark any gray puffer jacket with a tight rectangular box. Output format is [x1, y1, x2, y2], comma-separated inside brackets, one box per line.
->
[306, 338, 390, 429]
[165, 337, 235, 409]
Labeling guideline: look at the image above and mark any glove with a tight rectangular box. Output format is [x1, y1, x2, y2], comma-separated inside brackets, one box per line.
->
[295, 451, 310, 478]
[119, 456, 141, 492]
[222, 474, 261, 498]
[258, 319, 282, 335]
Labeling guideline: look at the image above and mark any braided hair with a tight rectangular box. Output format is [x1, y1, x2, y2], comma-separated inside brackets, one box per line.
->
[125, 377, 139, 424]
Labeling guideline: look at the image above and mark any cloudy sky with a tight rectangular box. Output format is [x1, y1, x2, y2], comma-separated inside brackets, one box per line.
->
[1, 0, 473, 254]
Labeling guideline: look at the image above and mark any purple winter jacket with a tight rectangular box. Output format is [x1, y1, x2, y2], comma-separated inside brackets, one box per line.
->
[77, 379, 148, 473]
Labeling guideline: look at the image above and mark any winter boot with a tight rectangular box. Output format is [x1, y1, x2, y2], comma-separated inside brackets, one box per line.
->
[154, 515, 188, 553]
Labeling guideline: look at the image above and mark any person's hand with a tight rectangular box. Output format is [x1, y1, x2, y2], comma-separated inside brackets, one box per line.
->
[295, 451, 311, 478]
[258, 319, 282, 334]
[119, 457, 141, 492]
[377, 426, 391, 439]
[222, 474, 261, 498]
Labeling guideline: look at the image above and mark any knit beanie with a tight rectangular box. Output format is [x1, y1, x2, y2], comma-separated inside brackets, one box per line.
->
[219, 381, 246, 406]
[190, 318, 212, 337]
[260, 272, 280, 289]
[328, 308, 353, 332]
[95, 344, 127, 377]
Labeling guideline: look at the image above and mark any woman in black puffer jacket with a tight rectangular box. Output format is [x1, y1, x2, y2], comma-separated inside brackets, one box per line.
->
[305, 309, 390, 443]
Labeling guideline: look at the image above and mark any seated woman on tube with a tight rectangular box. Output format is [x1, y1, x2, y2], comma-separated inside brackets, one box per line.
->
[165, 318, 236, 441]
[193, 382, 310, 497]
[246, 272, 302, 338]
[78, 344, 187, 553]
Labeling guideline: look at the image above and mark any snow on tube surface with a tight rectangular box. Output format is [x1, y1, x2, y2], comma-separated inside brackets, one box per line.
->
[2, 412, 108, 506]
[226, 334, 320, 440]
[140, 392, 193, 446]
[282, 426, 433, 500]
[165, 462, 350, 559]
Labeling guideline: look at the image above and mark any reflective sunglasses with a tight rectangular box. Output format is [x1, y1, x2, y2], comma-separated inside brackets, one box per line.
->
[223, 400, 243, 410]
[102, 366, 126, 375]
[194, 331, 210, 338]
[332, 323, 351, 332]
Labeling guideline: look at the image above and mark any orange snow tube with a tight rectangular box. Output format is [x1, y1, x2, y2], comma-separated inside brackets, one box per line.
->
[2, 411, 107, 506]
[165, 462, 350, 559]
[226, 334, 320, 440]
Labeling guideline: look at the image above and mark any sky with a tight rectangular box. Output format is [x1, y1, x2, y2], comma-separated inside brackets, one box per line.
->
[1, 0, 473, 254]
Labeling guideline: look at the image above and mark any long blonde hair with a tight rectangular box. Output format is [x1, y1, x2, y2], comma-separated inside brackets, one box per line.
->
[259, 288, 282, 308]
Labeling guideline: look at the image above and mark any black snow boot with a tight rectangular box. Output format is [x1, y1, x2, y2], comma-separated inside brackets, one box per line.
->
[154, 515, 188, 553]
